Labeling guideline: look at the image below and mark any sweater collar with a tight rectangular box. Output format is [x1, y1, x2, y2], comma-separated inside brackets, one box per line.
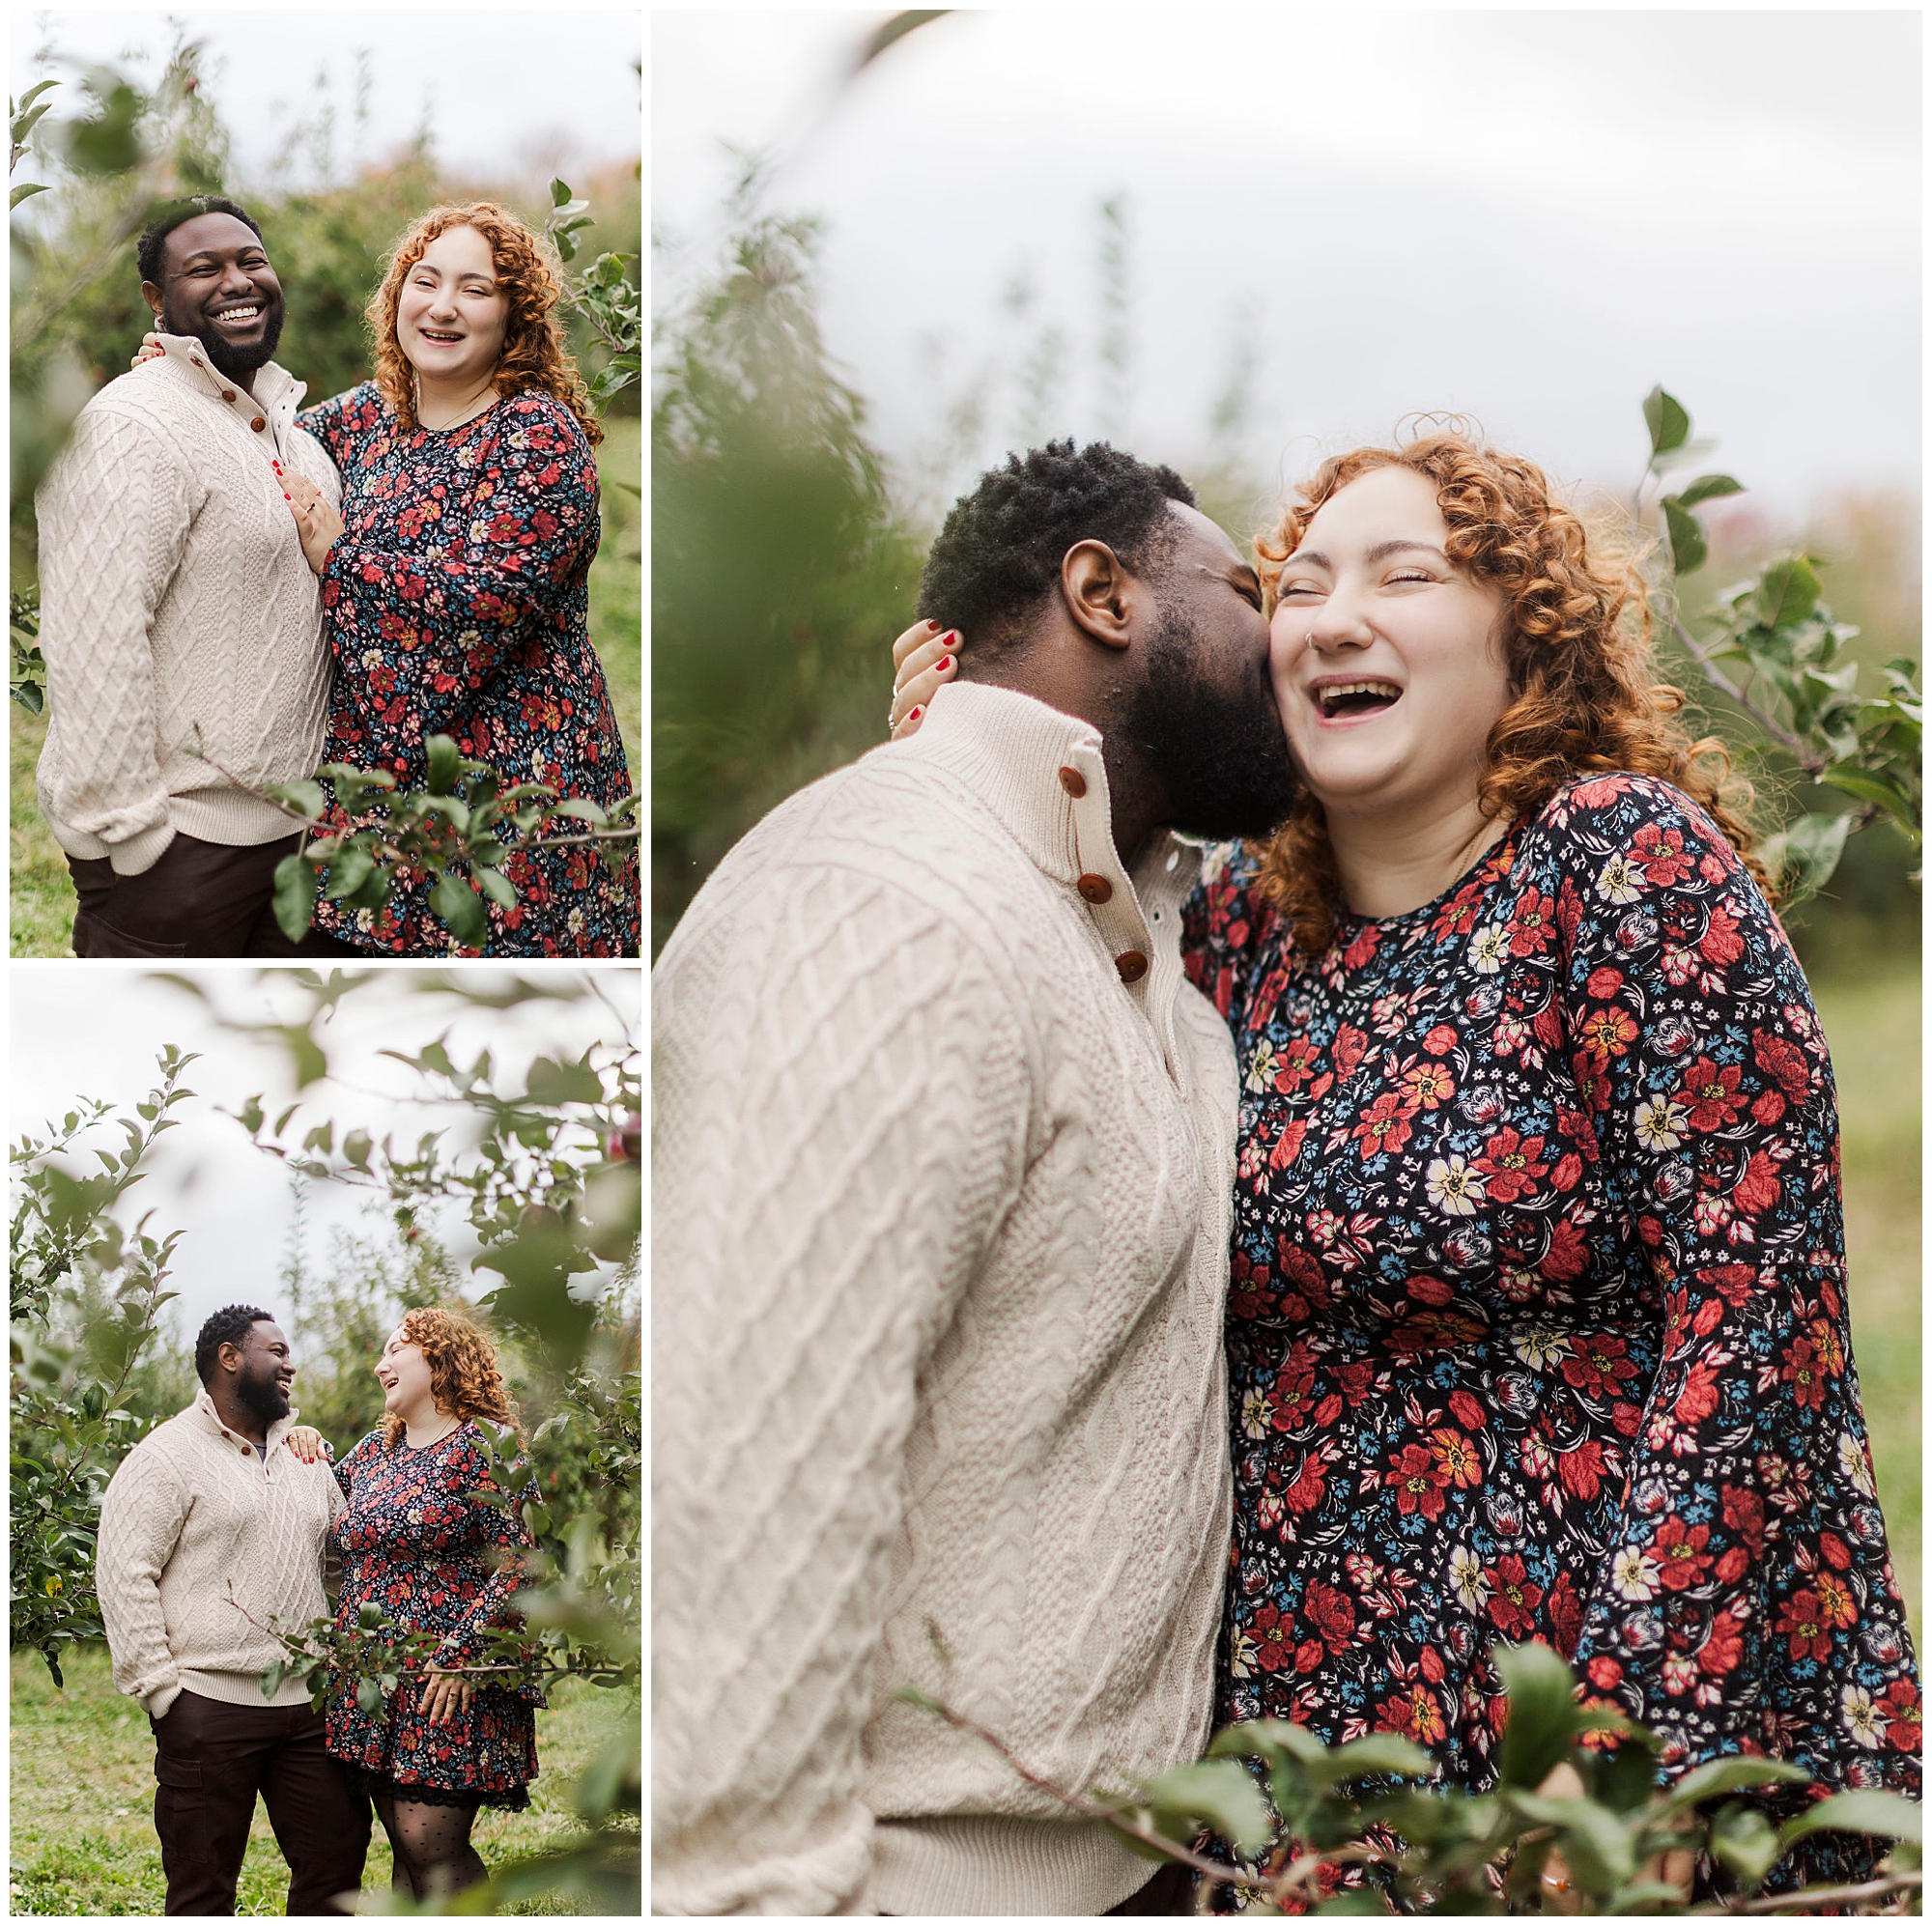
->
[150, 333, 308, 459]
[189, 1384, 298, 1459]
[895, 681, 1205, 994]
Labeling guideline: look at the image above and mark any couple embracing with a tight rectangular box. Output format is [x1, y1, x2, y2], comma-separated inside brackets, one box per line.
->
[34, 190, 638, 959]
[98, 1302, 541, 1912]
[654, 438, 1918, 1912]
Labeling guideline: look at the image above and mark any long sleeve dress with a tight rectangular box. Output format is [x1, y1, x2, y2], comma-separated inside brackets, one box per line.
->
[327, 1424, 542, 1806]
[1182, 773, 1918, 1901]
[296, 383, 639, 957]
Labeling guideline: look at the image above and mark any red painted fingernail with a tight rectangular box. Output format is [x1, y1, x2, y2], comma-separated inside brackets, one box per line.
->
[925, 618, 944, 630]
[943, 631, 960, 646]
[908, 705, 923, 722]
[936, 656, 952, 672]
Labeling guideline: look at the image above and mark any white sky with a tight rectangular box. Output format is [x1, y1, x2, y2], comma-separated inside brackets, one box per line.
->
[11, 967, 641, 1358]
[14, 5, 642, 188]
[652, 8, 1920, 524]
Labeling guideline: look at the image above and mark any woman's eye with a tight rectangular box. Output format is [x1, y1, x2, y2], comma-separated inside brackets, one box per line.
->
[1278, 583, 1323, 598]
[1387, 571, 1434, 585]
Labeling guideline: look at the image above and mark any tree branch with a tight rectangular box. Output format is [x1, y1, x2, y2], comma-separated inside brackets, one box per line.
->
[1721, 1869, 1921, 1914]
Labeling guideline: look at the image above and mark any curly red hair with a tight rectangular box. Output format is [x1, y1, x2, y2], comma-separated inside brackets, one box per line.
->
[1252, 430, 1768, 954]
[382, 1305, 518, 1450]
[366, 201, 604, 445]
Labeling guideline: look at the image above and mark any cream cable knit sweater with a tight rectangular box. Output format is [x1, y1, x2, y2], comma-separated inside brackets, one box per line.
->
[653, 682, 1237, 1916]
[97, 1388, 343, 1718]
[34, 337, 340, 875]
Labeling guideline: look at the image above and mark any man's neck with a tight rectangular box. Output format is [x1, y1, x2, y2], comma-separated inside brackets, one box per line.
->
[964, 662, 1173, 867]
[209, 1387, 269, 1445]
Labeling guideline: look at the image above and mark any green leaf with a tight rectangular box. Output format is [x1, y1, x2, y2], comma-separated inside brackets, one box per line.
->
[429, 873, 488, 948]
[1666, 1754, 1811, 1809]
[550, 176, 573, 208]
[1707, 1801, 1781, 1891]
[261, 1658, 285, 1700]
[269, 779, 326, 820]
[1753, 554, 1822, 631]
[10, 181, 52, 210]
[1312, 1894, 1385, 1914]
[551, 798, 610, 826]
[358, 1600, 384, 1629]
[270, 851, 320, 944]
[1662, 497, 1707, 576]
[1675, 472, 1745, 508]
[1760, 809, 1852, 908]
[1132, 1758, 1273, 1855]
[1643, 385, 1690, 459]
[424, 735, 463, 796]
[341, 1129, 374, 1172]
[355, 1677, 384, 1715]
[525, 1054, 606, 1106]
[322, 843, 376, 901]
[1778, 1788, 1923, 1851]
[1326, 1733, 1434, 1780]
[472, 864, 518, 909]
[1492, 1640, 1579, 1789]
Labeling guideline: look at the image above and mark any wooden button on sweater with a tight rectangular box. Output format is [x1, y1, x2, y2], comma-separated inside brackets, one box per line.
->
[1076, 873, 1113, 904]
[1114, 949, 1149, 982]
[1058, 765, 1086, 798]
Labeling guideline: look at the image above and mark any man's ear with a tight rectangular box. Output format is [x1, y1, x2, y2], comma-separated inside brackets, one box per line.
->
[139, 280, 164, 323]
[1060, 539, 1137, 652]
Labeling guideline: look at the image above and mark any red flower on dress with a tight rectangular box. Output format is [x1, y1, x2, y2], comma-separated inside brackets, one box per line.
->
[1472, 1127, 1549, 1204]
[1248, 1603, 1295, 1672]
[1878, 1680, 1920, 1753]
[1561, 1333, 1638, 1402]
[1651, 1515, 1714, 1592]
[1306, 1581, 1356, 1653]
[1385, 1444, 1449, 1520]
[1484, 1556, 1544, 1637]
[1775, 1590, 1833, 1662]
[1677, 1058, 1747, 1132]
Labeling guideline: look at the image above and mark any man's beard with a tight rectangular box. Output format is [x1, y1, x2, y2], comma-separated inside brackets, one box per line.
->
[237, 1366, 292, 1427]
[166, 294, 286, 382]
[1123, 606, 1301, 841]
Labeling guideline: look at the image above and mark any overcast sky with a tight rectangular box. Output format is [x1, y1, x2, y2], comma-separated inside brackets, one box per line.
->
[653, 9, 1920, 524]
[12, 967, 639, 1359]
[14, 5, 641, 189]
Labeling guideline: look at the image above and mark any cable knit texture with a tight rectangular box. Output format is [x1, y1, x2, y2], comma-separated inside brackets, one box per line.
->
[34, 338, 340, 873]
[652, 682, 1237, 1916]
[97, 1389, 343, 1718]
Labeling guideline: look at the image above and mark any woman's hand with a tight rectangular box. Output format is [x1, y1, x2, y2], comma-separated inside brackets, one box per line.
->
[129, 330, 164, 372]
[283, 469, 345, 576]
[888, 619, 960, 739]
[283, 1426, 331, 1464]
[417, 1667, 475, 1725]
[1533, 1760, 1693, 1909]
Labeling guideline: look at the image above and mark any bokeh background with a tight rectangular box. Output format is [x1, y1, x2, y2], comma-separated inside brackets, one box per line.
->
[10, 9, 642, 955]
[653, 10, 1918, 1638]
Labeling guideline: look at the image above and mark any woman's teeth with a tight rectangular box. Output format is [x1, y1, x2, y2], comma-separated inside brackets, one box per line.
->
[1317, 679, 1403, 717]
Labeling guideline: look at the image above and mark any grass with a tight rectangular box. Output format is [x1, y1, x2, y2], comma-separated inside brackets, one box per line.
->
[9, 412, 642, 958]
[1812, 956, 1921, 1651]
[9, 1644, 638, 1916]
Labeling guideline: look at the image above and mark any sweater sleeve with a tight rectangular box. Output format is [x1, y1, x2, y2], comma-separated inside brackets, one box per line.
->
[96, 1445, 193, 1716]
[314, 394, 598, 770]
[1549, 779, 1918, 1811]
[34, 403, 195, 874]
[651, 856, 1037, 1916]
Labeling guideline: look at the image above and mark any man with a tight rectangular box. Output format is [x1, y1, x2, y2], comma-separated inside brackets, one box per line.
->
[34, 195, 347, 956]
[97, 1304, 369, 1914]
[653, 441, 1298, 1914]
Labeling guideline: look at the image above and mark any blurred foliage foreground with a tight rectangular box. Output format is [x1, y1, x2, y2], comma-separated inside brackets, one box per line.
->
[10, 970, 643, 1913]
[651, 183, 1920, 961]
[10, 48, 642, 950]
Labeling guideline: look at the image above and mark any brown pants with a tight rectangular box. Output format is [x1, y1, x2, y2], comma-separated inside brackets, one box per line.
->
[150, 1689, 370, 1915]
[67, 832, 363, 958]
[1106, 1860, 1199, 1913]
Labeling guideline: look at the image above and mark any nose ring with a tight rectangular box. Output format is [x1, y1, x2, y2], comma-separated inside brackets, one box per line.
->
[1306, 632, 1315, 646]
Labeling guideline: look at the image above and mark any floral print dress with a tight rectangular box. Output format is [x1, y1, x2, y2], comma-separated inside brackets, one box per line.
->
[1182, 774, 1918, 1900]
[327, 1424, 542, 1807]
[298, 383, 639, 957]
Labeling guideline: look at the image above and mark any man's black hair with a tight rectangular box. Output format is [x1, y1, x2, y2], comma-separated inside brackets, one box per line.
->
[194, 1303, 274, 1386]
[136, 195, 264, 286]
[915, 439, 1198, 652]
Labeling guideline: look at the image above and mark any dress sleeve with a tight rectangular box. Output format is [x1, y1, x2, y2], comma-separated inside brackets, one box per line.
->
[316, 395, 599, 768]
[1181, 838, 1272, 1036]
[1550, 779, 1918, 1811]
[427, 1433, 537, 1675]
[295, 387, 366, 468]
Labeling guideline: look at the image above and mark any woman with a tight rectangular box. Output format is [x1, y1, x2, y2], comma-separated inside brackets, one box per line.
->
[143, 202, 639, 956]
[327, 1306, 541, 1902]
[890, 433, 1918, 1903]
